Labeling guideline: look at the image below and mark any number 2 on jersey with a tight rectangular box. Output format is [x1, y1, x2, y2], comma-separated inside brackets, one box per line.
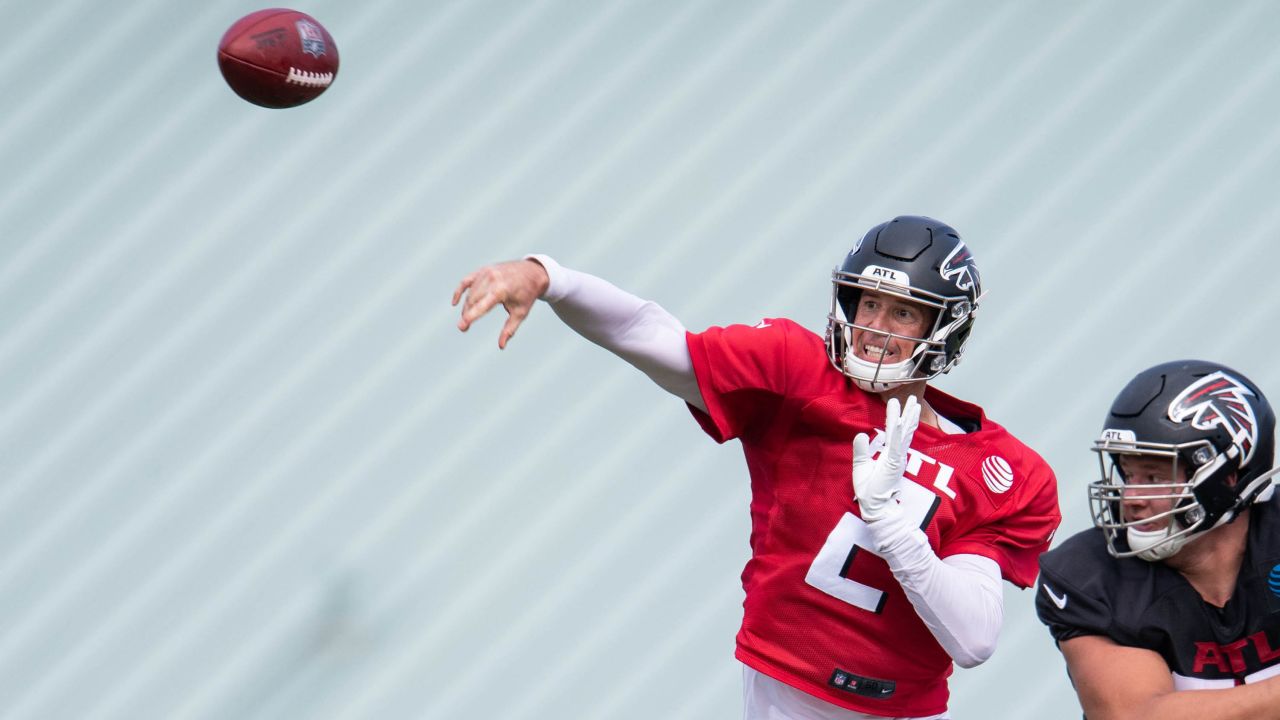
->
[804, 481, 940, 613]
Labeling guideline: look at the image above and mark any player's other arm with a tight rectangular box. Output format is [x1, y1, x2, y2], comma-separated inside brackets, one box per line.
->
[1062, 634, 1280, 720]
[453, 256, 706, 412]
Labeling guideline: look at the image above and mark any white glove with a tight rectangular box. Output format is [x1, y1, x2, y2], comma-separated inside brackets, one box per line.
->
[853, 395, 921, 522]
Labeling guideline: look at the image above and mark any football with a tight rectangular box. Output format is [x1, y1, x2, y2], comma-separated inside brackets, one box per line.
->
[217, 9, 339, 109]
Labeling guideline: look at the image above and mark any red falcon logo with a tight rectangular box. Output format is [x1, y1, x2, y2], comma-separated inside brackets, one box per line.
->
[939, 241, 980, 293]
[1168, 371, 1259, 464]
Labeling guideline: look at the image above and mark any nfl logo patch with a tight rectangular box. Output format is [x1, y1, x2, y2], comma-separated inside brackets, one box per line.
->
[296, 20, 327, 57]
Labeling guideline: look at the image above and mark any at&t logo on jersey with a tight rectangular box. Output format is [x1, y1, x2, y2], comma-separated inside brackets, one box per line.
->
[981, 455, 1014, 494]
[1168, 371, 1259, 463]
[1269, 564, 1280, 599]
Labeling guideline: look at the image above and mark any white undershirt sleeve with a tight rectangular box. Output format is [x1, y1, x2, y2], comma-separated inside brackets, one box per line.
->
[528, 255, 707, 412]
[863, 510, 1004, 668]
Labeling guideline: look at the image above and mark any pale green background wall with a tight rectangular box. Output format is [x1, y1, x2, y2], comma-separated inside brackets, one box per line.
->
[3, 1, 1280, 717]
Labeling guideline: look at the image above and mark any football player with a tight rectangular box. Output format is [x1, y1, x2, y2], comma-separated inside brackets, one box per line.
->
[1037, 360, 1280, 719]
[455, 216, 1061, 719]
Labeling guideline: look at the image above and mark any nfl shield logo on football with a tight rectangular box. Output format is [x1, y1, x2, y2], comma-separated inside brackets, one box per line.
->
[296, 20, 327, 57]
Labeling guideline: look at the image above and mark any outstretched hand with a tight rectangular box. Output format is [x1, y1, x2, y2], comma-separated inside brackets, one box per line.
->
[852, 395, 921, 522]
[452, 259, 551, 349]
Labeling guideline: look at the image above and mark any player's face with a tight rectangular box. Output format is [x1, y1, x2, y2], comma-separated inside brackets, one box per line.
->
[1117, 455, 1190, 531]
[850, 290, 935, 365]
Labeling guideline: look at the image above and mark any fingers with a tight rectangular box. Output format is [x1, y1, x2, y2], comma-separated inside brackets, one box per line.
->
[882, 395, 921, 470]
[497, 305, 528, 349]
[852, 433, 871, 465]
[457, 289, 502, 332]
[850, 433, 869, 499]
[453, 269, 486, 331]
[900, 395, 921, 437]
[883, 397, 905, 466]
[454, 265, 507, 332]
[455, 262, 543, 346]
[451, 271, 477, 307]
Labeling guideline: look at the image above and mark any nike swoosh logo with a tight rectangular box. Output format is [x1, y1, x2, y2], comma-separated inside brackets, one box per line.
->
[1041, 582, 1068, 610]
[753, 320, 771, 329]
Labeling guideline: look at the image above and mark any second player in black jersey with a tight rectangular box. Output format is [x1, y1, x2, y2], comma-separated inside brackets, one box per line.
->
[1036, 360, 1280, 719]
[1040, 496, 1280, 686]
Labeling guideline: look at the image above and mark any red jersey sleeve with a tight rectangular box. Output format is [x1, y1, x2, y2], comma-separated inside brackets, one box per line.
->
[685, 319, 804, 444]
[944, 457, 1060, 588]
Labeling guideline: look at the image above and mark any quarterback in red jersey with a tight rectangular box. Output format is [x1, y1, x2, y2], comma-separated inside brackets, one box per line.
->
[453, 216, 1060, 719]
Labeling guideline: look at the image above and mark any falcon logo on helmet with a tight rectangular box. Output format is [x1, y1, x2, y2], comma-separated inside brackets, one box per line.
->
[1168, 371, 1259, 465]
[939, 241, 980, 293]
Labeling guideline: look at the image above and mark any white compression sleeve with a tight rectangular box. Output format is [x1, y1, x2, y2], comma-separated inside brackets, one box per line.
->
[864, 511, 1004, 668]
[528, 255, 706, 412]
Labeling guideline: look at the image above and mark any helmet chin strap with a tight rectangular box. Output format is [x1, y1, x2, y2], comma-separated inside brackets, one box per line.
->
[844, 350, 915, 392]
[1126, 498, 1234, 563]
[841, 324, 920, 391]
[1127, 525, 1191, 562]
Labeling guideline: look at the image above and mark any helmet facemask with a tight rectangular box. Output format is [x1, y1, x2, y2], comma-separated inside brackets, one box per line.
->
[1088, 436, 1239, 561]
[826, 272, 970, 392]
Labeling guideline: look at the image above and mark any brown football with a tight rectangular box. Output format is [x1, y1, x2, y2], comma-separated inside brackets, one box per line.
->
[217, 9, 339, 109]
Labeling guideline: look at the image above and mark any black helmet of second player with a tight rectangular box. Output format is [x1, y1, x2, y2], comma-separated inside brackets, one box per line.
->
[1089, 360, 1277, 561]
[825, 215, 982, 391]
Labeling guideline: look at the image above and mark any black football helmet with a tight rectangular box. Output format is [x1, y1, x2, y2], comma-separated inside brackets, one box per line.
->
[825, 216, 982, 391]
[1089, 360, 1277, 561]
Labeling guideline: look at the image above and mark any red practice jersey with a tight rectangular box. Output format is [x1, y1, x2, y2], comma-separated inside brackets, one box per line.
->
[686, 318, 1060, 717]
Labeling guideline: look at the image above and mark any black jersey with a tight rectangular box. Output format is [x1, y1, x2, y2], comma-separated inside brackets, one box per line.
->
[1036, 495, 1280, 689]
